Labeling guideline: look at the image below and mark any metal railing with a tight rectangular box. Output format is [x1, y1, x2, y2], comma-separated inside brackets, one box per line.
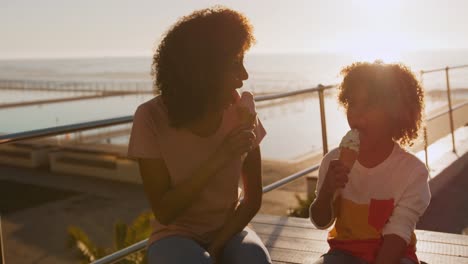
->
[421, 100, 468, 169]
[0, 116, 133, 145]
[420, 64, 468, 154]
[0, 84, 336, 148]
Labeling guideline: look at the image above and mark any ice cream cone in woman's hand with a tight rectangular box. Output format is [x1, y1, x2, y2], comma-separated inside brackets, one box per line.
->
[236, 91, 257, 127]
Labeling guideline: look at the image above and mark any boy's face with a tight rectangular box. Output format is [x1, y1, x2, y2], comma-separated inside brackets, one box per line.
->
[346, 86, 394, 148]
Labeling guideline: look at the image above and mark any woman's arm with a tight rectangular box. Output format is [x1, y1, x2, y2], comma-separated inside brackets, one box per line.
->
[139, 126, 256, 225]
[138, 153, 226, 225]
[207, 146, 263, 259]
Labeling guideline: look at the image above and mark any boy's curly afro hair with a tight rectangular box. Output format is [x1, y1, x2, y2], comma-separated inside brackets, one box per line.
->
[152, 6, 255, 128]
[338, 61, 425, 146]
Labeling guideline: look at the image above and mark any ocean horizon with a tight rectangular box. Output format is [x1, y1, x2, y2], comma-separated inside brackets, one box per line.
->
[1, 49, 468, 90]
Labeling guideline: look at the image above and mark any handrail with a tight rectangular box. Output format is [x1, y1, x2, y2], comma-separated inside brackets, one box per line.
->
[0, 83, 460, 146]
[91, 164, 321, 264]
[420, 64, 468, 74]
[421, 64, 468, 153]
[0, 84, 334, 146]
[426, 101, 468, 121]
[0, 116, 133, 145]
[262, 164, 320, 193]
[255, 84, 336, 101]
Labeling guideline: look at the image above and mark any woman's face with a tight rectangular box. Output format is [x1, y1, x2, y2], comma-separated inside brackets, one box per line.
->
[219, 53, 249, 108]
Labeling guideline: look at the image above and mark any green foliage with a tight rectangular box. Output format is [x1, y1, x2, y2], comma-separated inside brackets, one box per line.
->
[287, 193, 315, 218]
[67, 226, 109, 264]
[67, 211, 154, 264]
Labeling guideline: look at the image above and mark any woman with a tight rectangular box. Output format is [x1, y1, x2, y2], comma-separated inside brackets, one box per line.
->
[128, 6, 271, 264]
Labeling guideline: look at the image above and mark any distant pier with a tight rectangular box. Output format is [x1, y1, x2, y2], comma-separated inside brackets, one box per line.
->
[0, 79, 153, 93]
[0, 79, 155, 109]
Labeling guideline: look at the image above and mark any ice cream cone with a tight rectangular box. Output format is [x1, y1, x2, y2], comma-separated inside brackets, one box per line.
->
[237, 91, 257, 126]
[338, 129, 360, 169]
[339, 147, 358, 169]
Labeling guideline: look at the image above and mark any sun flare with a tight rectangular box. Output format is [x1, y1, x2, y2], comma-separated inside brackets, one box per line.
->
[349, 44, 404, 63]
[343, 0, 408, 63]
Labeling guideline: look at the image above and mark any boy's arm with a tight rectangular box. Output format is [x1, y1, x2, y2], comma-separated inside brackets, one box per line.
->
[375, 234, 407, 264]
[379, 164, 431, 262]
[310, 157, 349, 229]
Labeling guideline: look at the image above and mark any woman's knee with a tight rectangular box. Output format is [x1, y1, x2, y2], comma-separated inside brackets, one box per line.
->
[147, 236, 212, 264]
[223, 241, 271, 264]
[222, 228, 271, 264]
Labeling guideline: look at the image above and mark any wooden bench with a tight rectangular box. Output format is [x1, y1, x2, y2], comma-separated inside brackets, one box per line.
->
[251, 214, 468, 264]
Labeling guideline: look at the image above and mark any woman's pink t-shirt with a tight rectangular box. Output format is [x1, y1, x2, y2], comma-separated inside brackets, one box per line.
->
[127, 95, 266, 245]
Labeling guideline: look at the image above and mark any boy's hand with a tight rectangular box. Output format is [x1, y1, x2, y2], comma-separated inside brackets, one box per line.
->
[321, 159, 350, 195]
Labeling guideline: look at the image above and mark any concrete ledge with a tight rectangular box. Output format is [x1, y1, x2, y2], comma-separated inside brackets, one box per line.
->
[49, 150, 140, 183]
[0, 144, 51, 168]
[116, 158, 141, 184]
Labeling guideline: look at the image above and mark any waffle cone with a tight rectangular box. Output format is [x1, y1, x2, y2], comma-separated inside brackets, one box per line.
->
[339, 147, 358, 169]
[237, 106, 256, 125]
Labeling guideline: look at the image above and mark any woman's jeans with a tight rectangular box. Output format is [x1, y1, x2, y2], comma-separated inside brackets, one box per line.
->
[147, 226, 271, 264]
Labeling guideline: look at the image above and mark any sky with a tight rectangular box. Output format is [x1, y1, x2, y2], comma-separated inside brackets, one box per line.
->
[1, 0, 468, 59]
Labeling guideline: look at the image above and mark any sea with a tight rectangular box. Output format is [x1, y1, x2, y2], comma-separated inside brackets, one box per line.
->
[1, 50, 467, 160]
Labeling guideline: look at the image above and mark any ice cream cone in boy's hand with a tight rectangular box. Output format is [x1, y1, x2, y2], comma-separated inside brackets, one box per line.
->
[237, 91, 257, 127]
[339, 129, 360, 169]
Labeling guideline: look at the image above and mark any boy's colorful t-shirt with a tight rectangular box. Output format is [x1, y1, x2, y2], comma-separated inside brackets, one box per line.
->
[127, 95, 266, 246]
[311, 145, 431, 263]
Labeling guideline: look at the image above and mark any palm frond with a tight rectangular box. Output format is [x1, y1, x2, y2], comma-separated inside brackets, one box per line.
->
[114, 221, 128, 250]
[67, 226, 101, 262]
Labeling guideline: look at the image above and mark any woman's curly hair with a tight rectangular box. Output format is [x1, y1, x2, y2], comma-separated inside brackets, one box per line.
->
[152, 6, 255, 128]
[338, 61, 425, 146]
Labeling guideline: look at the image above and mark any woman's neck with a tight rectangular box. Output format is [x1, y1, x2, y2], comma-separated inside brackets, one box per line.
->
[358, 137, 395, 169]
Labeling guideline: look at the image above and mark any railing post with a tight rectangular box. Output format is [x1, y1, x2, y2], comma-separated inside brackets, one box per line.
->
[318, 84, 328, 155]
[423, 126, 429, 170]
[1, 214, 5, 264]
[419, 70, 429, 170]
[445, 66, 456, 153]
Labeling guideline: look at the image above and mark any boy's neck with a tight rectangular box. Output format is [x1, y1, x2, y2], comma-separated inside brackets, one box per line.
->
[358, 137, 395, 169]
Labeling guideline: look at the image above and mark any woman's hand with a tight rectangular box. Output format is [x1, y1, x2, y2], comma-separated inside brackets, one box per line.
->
[217, 125, 256, 161]
[207, 243, 223, 264]
[321, 159, 350, 195]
